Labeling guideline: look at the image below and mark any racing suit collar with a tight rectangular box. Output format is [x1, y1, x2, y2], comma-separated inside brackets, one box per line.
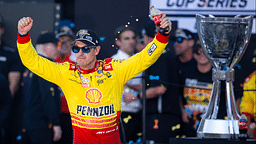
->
[77, 60, 99, 74]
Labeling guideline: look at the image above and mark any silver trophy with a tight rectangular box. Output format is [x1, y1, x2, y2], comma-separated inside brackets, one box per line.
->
[196, 14, 253, 139]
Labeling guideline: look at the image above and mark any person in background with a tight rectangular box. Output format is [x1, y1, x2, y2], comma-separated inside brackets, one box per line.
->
[111, 25, 142, 143]
[21, 32, 62, 144]
[178, 40, 213, 137]
[171, 29, 198, 131]
[135, 29, 145, 53]
[0, 14, 24, 144]
[240, 71, 256, 139]
[172, 29, 196, 71]
[54, 19, 75, 144]
[55, 19, 76, 63]
[0, 73, 12, 144]
[239, 47, 256, 139]
[0, 15, 23, 97]
[135, 20, 181, 143]
[17, 15, 171, 144]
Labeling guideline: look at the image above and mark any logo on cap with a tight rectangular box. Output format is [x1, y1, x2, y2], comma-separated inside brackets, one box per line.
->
[86, 36, 93, 41]
[77, 29, 89, 38]
[72, 29, 100, 46]
[60, 26, 71, 32]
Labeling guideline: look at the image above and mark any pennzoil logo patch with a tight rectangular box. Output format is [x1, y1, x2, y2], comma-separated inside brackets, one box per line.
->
[148, 43, 157, 56]
[85, 88, 103, 104]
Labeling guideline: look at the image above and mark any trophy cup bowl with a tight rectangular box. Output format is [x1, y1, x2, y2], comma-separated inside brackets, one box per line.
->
[196, 14, 253, 139]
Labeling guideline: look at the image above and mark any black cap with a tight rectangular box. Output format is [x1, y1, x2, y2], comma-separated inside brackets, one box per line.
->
[55, 19, 75, 38]
[36, 31, 58, 45]
[174, 29, 194, 39]
[141, 20, 158, 38]
[70, 29, 100, 46]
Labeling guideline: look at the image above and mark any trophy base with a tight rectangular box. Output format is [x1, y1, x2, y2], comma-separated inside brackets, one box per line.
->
[197, 119, 239, 139]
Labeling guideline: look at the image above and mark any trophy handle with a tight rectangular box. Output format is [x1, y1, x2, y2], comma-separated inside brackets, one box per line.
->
[226, 81, 240, 120]
[226, 81, 240, 139]
[229, 16, 253, 69]
[202, 80, 220, 119]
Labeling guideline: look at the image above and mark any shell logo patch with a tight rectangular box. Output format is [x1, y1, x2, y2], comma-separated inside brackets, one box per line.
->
[85, 88, 103, 104]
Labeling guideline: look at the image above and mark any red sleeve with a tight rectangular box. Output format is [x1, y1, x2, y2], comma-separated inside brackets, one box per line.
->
[155, 33, 169, 43]
[17, 33, 31, 44]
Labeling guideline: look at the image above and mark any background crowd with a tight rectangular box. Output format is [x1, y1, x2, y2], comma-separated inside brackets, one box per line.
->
[0, 4, 255, 144]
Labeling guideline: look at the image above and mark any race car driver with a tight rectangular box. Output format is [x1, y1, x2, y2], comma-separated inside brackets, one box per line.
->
[17, 15, 171, 144]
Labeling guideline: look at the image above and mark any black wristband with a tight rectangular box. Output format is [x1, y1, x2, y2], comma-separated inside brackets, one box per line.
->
[18, 32, 29, 37]
[158, 27, 169, 36]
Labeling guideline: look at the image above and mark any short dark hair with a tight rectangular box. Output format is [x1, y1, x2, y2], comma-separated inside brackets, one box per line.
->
[114, 25, 136, 40]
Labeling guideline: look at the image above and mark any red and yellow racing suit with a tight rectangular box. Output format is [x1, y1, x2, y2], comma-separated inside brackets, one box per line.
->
[240, 71, 256, 122]
[17, 33, 169, 144]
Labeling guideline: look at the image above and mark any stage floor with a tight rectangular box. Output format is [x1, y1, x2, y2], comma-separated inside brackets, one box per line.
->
[169, 137, 256, 144]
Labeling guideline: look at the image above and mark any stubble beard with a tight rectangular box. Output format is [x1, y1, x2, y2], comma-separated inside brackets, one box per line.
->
[78, 57, 96, 70]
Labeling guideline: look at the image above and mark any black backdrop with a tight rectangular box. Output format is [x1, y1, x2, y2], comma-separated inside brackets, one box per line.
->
[0, 2, 58, 49]
[74, 0, 151, 59]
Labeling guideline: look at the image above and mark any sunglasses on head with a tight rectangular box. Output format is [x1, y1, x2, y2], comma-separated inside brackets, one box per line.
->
[171, 37, 186, 45]
[71, 46, 97, 53]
